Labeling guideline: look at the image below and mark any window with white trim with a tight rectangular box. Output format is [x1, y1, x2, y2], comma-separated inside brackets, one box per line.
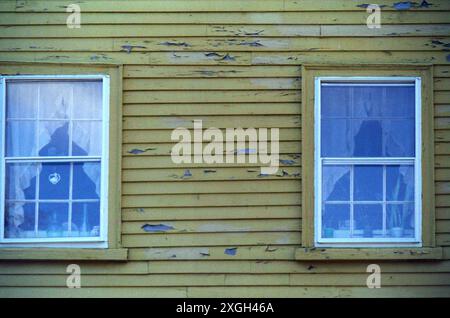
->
[0, 75, 109, 247]
[315, 77, 421, 247]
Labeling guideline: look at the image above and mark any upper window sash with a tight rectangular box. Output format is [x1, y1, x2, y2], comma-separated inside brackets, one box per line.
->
[314, 77, 422, 247]
[0, 75, 110, 247]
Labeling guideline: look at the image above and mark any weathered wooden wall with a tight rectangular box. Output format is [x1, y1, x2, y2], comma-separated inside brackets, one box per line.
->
[0, 0, 450, 297]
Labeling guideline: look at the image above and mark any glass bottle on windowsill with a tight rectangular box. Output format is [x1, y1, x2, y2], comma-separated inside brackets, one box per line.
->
[80, 204, 90, 237]
[47, 211, 62, 237]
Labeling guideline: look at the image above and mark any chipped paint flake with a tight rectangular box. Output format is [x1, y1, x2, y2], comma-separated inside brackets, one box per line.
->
[224, 247, 237, 256]
[280, 159, 296, 165]
[182, 169, 193, 178]
[127, 147, 156, 155]
[159, 41, 191, 47]
[141, 224, 174, 232]
[121, 45, 146, 53]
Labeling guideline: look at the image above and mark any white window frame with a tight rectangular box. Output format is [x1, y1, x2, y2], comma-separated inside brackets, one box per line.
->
[314, 76, 422, 247]
[0, 75, 110, 248]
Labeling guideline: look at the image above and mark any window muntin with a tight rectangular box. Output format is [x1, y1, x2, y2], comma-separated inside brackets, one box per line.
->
[0, 76, 109, 246]
[315, 77, 421, 246]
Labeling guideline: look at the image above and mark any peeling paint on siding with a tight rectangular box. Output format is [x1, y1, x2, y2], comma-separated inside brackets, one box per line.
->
[224, 247, 237, 255]
[141, 224, 175, 232]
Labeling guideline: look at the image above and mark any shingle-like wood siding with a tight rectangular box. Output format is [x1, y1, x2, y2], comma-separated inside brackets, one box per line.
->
[0, 0, 450, 297]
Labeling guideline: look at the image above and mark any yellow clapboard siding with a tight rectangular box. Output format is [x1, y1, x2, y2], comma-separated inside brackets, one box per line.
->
[124, 65, 302, 78]
[122, 193, 301, 208]
[124, 103, 301, 116]
[123, 77, 450, 90]
[187, 286, 450, 297]
[1, 273, 450, 287]
[122, 167, 301, 182]
[114, 37, 449, 52]
[2, 12, 450, 25]
[2, 37, 447, 52]
[1, 51, 450, 66]
[435, 66, 450, 77]
[435, 105, 450, 117]
[435, 117, 450, 129]
[122, 156, 300, 169]
[145, 260, 450, 274]
[436, 168, 450, 181]
[0, 52, 252, 65]
[437, 208, 450, 220]
[122, 206, 302, 221]
[436, 92, 450, 104]
[123, 115, 300, 129]
[437, 220, 450, 233]
[123, 142, 301, 156]
[0, 262, 148, 274]
[435, 78, 450, 91]
[0, 287, 188, 298]
[251, 52, 450, 65]
[122, 219, 301, 234]
[436, 130, 450, 142]
[214, 24, 450, 37]
[122, 232, 301, 248]
[124, 90, 300, 103]
[436, 143, 450, 155]
[123, 128, 301, 143]
[436, 182, 450, 194]
[11, 0, 450, 12]
[436, 156, 450, 168]
[123, 180, 301, 195]
[3, 260, 450, 275]
[437, 234, 450, 245]
[128, 245, 297, 260]
[123, 65, 450, 79]
[124, 78, 300, 90]
[436, 194, 450, 207]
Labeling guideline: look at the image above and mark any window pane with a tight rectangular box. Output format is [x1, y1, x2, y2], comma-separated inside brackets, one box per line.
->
[352, 86, 385, 118]
[321, 84, 415, 158]
[384, 86, 415, 118]
[5, 163, 38, 200]
[72, 81, 102, 119]
[353, 120, 383, 157]
[322, 165, 350, 201]
[321, 119, 353, 157]
[6, 82, 38, 119]
[386, 165, 414, 201]
[39, 82, 72, 119]
[322, 204, 350, 238]
[6, 120, 36, 157]
[37, 203, 69, 238]
[354, 165, 383, 201]
[72, 121, 102, 156]
[4, 202, 35, 238]
[38, 121, 69, 156]
[387, 203, 415, 238]
[354, 204, 383, 238]
[39, 163, 70, 200]
[72, 202, 100, 237]
[384, 119, 415, 157]
[321, 86, 351, 118]
[73, 162, 101, 199]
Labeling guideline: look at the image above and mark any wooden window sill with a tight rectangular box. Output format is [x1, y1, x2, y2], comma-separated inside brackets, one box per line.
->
[295, 247, 443, 261]
[0, 248, 128, 261]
